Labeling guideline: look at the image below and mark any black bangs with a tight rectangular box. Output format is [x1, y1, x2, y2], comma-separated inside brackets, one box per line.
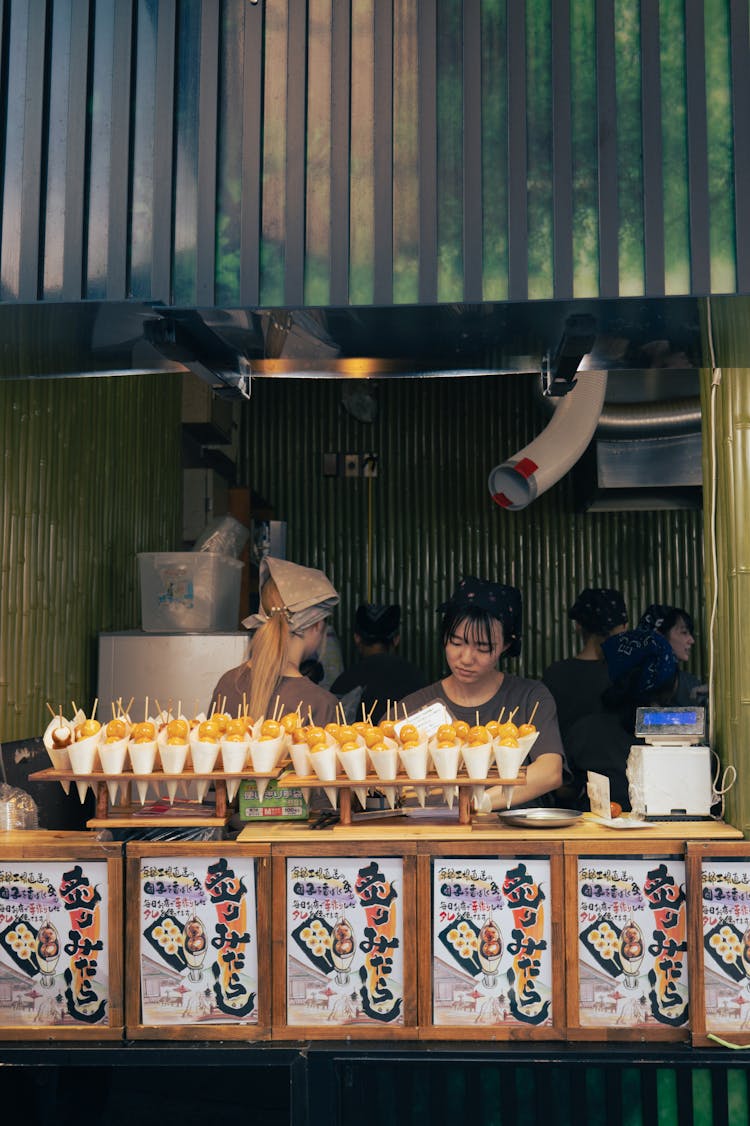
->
[440, 606, 501, 651]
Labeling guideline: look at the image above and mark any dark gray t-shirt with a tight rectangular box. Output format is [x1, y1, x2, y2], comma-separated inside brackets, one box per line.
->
[542, 657, 611, 739]
[399, 675, 566, 765]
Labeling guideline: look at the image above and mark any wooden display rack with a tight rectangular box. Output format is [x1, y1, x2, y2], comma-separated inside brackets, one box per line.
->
[28, 767, 281, 829]
[280, 765, 528, 826]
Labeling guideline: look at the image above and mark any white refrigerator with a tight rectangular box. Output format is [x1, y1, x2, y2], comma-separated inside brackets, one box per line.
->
[97, 631, 250, 720]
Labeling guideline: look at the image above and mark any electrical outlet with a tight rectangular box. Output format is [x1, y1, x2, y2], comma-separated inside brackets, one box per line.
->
[344, 454, 360, 477]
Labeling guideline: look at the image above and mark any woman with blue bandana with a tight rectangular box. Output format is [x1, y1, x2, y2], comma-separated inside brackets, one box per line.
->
[637, 604, 705, 707]
[563, 628, 679, 811]
[399, 576, 566, 809]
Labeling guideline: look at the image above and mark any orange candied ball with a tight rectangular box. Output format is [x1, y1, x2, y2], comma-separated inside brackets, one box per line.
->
[76, 719, 101, 740]
[260, 719, 281, 738]
[398, 723, 420, 745]
[304, 726, 327, 746]
[517, 723, 537, 737]
[379, 720, 397, 739]
[106, 719, 127, 740]
[485, 720, 500, 739]
[279, 711, 300, 732]
[197, 721, 220, 743]
[166, 718, 189, 740]
[468, 725, 489, 745]
[453, 721, 471, 742]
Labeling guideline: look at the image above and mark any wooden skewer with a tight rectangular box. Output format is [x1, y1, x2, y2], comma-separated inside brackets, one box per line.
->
[144, 696, 149, 722]
[273, 695, 281, 722]
[221, 696, 227, 714]
[475, 710, 480, 727]
[402, 702, 408, 720]
[71, 700, 79, 717]
[46, 702, 57, 719]
[366, 699, 378, 723]
[124, 696, 134, 717]
[528, 700, 540, 726]
[91, 697, 99, 720]
[497, 707, 505, 722]
[508, 706, 519, 722]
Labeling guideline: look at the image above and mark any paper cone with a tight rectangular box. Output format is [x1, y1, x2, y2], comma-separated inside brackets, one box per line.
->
[430, 743, 460, 779]
[68, 737, 99, 803]
[494, 742, 527, 781]
[105, 779, 122, 806]
[398, 742, 428, 808]
[324, 786, 338, 809]
[398, 743, 428, 780]
[254, 777, 270, 802]
[45, 745, 71, 795]
[159, 743, 188, 774]
[73, 780, 89, 803]
[128, 741, 157, 806]
[191, 741, 219, 805]
[43, 717, 75, 794]
[461, 742, 493, 781]
[99, 740, 127, 776]
[369, 746, 398, 782]
[221, 741, 249, 773]
[290, 742, 312, 778]
[309, 745, 337, 783]
[249, 735, 284, 773]
[337, 745, 367, 781]
[225, 776, 242, 803]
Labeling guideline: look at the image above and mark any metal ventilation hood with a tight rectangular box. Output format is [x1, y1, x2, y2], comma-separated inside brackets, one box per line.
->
[0, 295, 705, 394]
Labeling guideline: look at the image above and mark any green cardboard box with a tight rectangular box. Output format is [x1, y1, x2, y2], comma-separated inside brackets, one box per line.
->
[238, 778, 309, 821]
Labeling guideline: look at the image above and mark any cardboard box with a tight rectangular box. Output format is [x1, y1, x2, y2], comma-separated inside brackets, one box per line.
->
[238, 779, 309, 821]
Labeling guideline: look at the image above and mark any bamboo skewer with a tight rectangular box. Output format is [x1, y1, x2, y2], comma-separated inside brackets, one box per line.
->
[528, 700, 540, 726]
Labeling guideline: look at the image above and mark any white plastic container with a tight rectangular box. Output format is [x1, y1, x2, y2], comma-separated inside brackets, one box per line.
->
[137, 552, 244, 632]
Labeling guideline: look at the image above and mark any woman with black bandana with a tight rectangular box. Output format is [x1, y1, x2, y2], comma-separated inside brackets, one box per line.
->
[542, 587, 629, 740]
[399, 576, 566, 810]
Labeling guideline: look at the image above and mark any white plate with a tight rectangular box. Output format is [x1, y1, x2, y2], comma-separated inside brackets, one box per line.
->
[591, 815, 654, 830]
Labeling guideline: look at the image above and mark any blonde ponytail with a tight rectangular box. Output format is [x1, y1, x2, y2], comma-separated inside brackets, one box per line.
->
[247, 576, 291, 718]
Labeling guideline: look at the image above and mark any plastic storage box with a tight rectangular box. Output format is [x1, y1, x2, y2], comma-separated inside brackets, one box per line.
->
[137, 552, 244, 632]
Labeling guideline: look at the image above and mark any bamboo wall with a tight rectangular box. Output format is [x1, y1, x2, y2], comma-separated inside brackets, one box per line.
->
[0, 374, 183, 741]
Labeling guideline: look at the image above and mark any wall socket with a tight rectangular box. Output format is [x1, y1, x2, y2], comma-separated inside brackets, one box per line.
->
[324, 453, 379, 478]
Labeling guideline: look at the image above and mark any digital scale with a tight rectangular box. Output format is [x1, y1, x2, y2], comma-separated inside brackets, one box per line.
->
[626, 706, 713, 820]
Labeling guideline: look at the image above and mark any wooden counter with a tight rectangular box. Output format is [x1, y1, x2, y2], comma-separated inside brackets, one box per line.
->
[236, 811, 744, 844]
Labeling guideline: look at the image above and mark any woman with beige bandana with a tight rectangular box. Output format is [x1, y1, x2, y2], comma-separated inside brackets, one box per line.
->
[210, 557, 340, 725]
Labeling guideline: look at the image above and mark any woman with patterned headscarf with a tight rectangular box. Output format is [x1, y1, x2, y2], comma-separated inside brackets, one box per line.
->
[564, 628, 678, 811]
[210, 556, 340, 724]
[637, 604, 705, 707]
[542, 587, 629, 740]
[399, 576, 566, 809]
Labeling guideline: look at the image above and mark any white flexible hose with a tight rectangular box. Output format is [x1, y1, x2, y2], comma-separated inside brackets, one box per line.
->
[488, 372, 609, 510]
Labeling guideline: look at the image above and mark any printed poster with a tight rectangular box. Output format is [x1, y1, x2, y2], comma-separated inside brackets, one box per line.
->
[576, 858, 688, 1029]
[286, 856, 403, 1027]
[0, 861, 109, 1028]
[139, 855, 258, 1025]
[432, 858, 553, 1027]
[700, 860, 750, 1032]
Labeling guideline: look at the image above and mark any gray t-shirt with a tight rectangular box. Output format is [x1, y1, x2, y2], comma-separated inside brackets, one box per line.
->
[210, 665, 338, 726]
[399, 675, 566, 765]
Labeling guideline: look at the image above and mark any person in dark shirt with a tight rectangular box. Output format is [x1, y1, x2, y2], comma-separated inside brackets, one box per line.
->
[542, 587, 629, 740]
[331, 603, 427, 724]
[564, 628, 678, 811]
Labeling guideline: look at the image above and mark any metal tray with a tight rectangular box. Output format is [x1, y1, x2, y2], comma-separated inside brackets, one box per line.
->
[496, 807, 582, 829]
